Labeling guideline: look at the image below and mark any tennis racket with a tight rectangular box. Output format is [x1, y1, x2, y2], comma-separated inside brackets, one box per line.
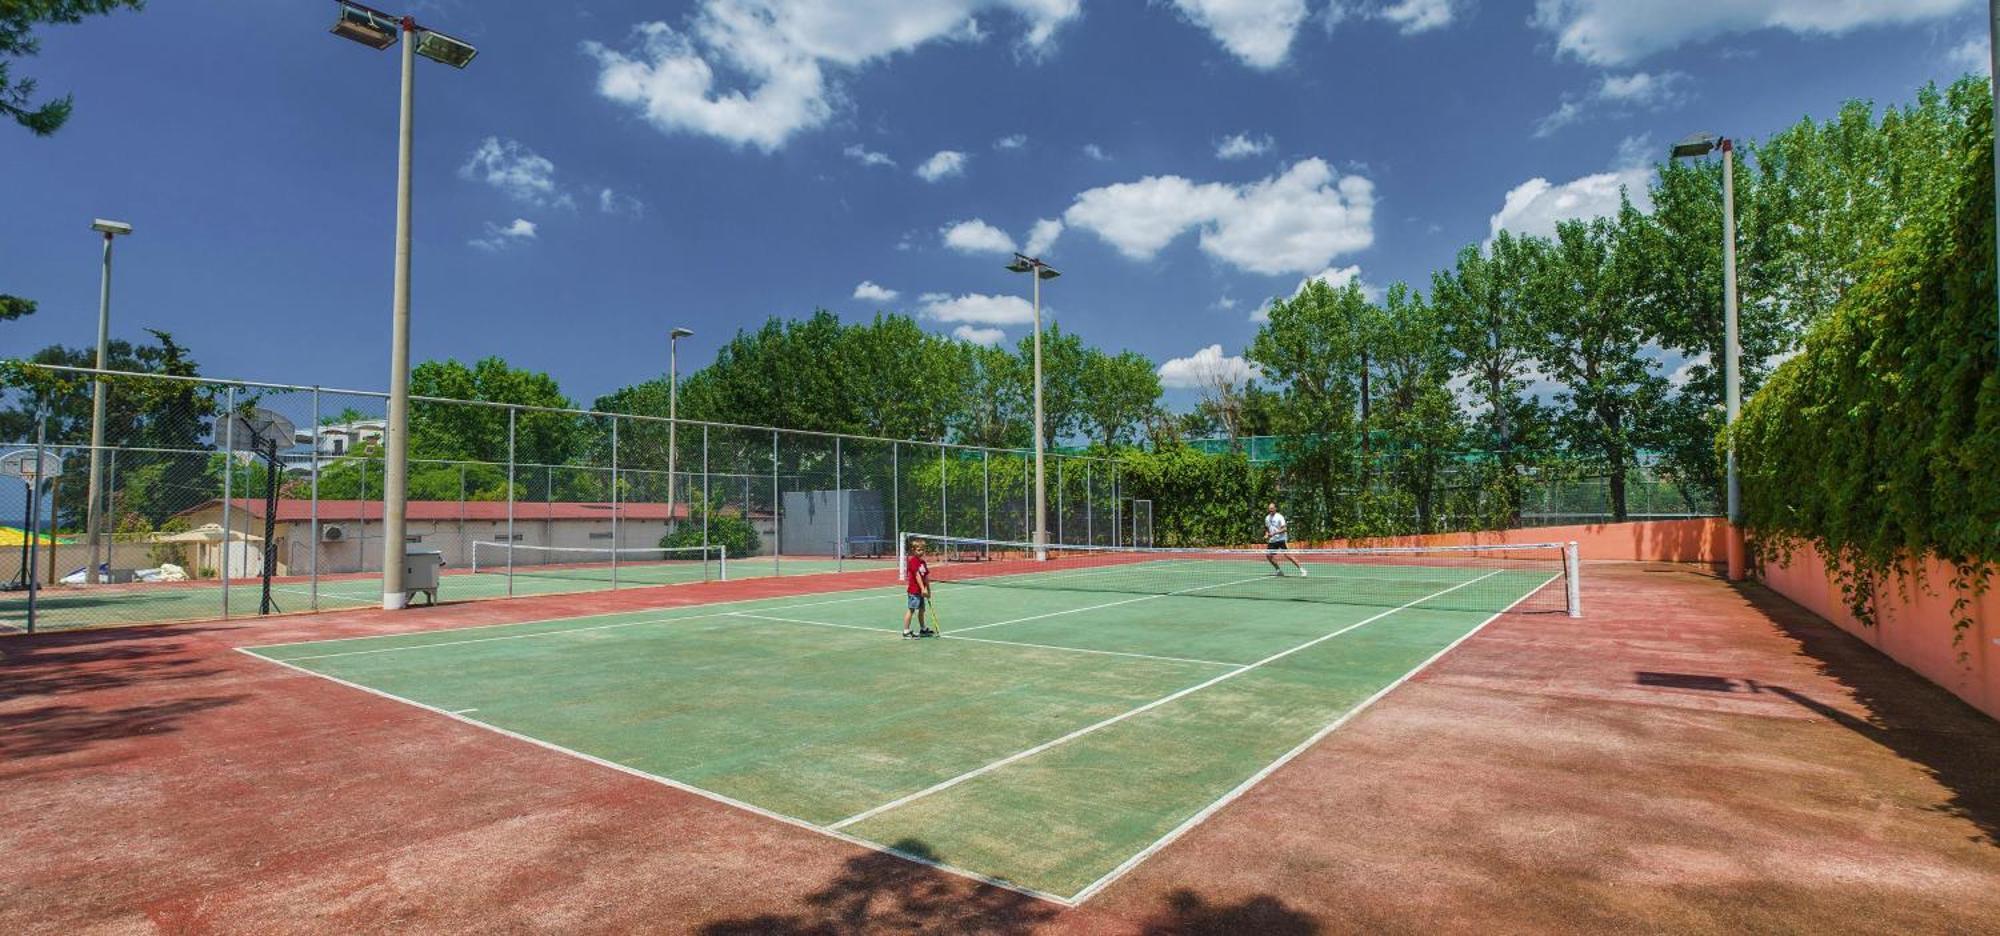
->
[924, 589, 942, 635]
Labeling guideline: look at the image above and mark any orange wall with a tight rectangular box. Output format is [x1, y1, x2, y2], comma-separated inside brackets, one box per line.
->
[1311, 517, 1732, 563]
[1762, 542, 1998, 721]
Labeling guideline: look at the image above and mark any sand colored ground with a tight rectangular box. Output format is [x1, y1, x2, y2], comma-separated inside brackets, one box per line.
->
[3, 563, 1996, 934]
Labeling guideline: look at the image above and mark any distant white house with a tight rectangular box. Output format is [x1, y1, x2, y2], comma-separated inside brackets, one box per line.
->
[281, 419, 387, 471]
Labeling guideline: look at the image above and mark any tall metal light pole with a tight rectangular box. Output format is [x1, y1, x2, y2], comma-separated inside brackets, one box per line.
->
[1006, 252, 1060, 559]
[84, 218, 132, 585]
[328, 2, 477, 609]
[667, 327, 694, 528]
[1671, 132, 1746, 581]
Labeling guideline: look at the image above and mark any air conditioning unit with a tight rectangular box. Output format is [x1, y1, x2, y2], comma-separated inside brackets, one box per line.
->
[322, 524, 347, 542]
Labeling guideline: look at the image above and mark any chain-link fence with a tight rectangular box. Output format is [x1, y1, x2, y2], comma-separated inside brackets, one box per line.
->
[1, 366, 1121, 633]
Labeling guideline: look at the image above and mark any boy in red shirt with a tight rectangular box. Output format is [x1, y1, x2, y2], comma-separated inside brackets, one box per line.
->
[903, 538, 937, 639]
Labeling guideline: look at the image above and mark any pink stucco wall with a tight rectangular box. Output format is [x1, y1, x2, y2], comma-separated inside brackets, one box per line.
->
[1316, 517, 1732, 563]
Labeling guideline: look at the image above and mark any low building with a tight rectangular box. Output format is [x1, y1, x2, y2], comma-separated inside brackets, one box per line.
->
[174, 498, 775, 574]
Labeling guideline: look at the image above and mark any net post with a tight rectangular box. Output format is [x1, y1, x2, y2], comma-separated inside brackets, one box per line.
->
[896, 530, 906, 583]
[1564, 541, 1582, 617]
[718, 543, 727, 582]
[220, 386, 234, 620]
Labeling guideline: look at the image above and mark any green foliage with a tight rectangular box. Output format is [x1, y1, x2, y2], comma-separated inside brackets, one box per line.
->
[2, 0, 144, 135]
[0, 294, 33, 321]
[411, 357, 580, 466]
[1734, 80, 1998, 634]
[660, 496, 762, 559]
[1115, 445, 1272, 547]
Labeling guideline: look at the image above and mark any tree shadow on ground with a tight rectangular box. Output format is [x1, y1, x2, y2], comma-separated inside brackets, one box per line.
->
[696, 840, 1322, 935]
[0, 625, 234, 703]
[1736, 584, 2000, 845]
[1134, 889, 1320, 935]
[697, 839, 1059, 935]
[0, 695, 245, 760]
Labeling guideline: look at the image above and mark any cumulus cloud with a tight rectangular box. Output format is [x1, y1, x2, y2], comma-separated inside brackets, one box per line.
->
[1486, 166, 1652, 244]
[1535, 70, 1690, 137]
[1948, 33, 1990, 74]
[843, 143, 896, 167]
[916, 149, 968, 182]
[1082, 143, 1110, 161]
[1531, 0, 1974, 66]
[460, 138, 571, 208]
[953, 325, 1008, 346]
[1215, 132, 1273, 160]
[598, 188, 646, 217]
[1023, 218, 1064, 256]
[1157, 344, 1262, 389]
[470, 218, 538, 252]
[1377, 0, 1463, 34]
[1063, 158, 1374, 276]
[583, 1, 1082, 151]
[994, 133, 1028, 150]
[920, 292, 1036, 326]
[853, 280, 899, 302]
[1166, 0, 1310, 69]
[941, 219, 1018, 255]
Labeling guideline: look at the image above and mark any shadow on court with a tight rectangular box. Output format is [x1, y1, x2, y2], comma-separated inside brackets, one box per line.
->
[0, 625, 235, 704]
[696, 838, 1321, 935]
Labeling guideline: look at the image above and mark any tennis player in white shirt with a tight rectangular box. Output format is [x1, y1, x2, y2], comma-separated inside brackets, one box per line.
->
[1264, 502, 1306, 576]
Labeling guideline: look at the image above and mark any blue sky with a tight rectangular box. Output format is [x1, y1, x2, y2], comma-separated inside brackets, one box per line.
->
[1, 0, 1989, 409]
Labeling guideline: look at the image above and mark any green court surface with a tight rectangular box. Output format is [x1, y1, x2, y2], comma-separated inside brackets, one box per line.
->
[242, 559, 1559, 902]
[0, 557, 890, 632]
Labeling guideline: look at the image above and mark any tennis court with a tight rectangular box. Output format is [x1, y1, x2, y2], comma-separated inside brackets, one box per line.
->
[1, 551, 891, 632]
[240, 538, 1571, 903]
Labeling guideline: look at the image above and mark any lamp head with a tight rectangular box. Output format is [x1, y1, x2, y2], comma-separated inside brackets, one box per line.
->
[90, 219, 133, 237]
[671, 327, 695, 340]
[1670, 132, 1722, 159]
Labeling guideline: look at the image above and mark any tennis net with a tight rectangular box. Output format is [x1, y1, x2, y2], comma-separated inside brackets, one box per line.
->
[900, 533, 1579, 617]
[470, 542, 726, 592]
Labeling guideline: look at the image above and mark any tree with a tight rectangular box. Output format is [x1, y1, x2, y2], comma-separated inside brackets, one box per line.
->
[1078, 350, 1160, 448]
[409, 357, 580, 468]
[3, 1, 145, 136]
[1, 295, 32, 322]
[1526, 211, 1668, 522]
[1430, 232, 1547, 518]
[1248, 279, 1375, 538]
[1017, 322, 1091, 449]
[1370, 284, 1466, 532]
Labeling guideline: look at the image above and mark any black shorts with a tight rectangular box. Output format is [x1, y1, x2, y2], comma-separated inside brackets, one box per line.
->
[1266, 539, 1287, 551]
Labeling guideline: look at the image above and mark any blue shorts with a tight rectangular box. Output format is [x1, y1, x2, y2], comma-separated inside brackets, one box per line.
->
[907, 594, 927, 610]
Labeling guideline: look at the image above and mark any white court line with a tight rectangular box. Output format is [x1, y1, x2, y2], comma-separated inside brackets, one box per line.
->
[727, 612, 1241, 669]
[271, 613, 733, 662]
[233, 648, 1073, 907]
[246, 588, 896, 658]
[945, 573, 1279, 635]
[828, 569, 1504, 831]
[1066, 571, 1562, 904]
[451, 708, 479, 715]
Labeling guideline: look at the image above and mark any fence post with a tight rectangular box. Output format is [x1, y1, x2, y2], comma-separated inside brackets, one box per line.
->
[310, 387, 321, 610]
[771, 429, 780, 577]
[506, 407, 516, 597]
[891, 442, 899, 544]
[939, 444, 947, 538]
[25, 416, 45, 633]
[835, 435, 843, 571]
[702, 424, 710, 560]
[610, 417, 620, 590]
[220, 386, 235, 619]
[983, 450, 990, 543]
[1086, 461, 1093, 545]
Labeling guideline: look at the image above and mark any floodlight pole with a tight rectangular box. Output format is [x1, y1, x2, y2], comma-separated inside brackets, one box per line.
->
[1032, 269, 1046, 560]
[381, 18, 417, 610]
[84, 220, 131, 585]
[1720, 138, 1745, 582]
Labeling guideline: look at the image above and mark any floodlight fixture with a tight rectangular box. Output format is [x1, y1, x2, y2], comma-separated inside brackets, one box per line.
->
[90, 219, 132, 237]
[330, 1, 399, 49]
[413, 28, 478, 68]
[1007, 252, 1060, 280]
[1670, 132, 1722, 159]
[671, 327, 695, 339]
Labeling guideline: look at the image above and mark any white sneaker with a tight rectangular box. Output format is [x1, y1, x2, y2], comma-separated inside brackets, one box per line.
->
[1299, 568, 1309, 577]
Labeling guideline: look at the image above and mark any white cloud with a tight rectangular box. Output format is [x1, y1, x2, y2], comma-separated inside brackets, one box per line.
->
[1064, 158, 1374, 276]
[584, 1, 1083, 151]
[460, 138, 571, 208]
[1949, 34, 1990, 74]
[1487, 166, 1652, 244]
[470, 218, 538, 252]
[1167, 0, 1310, 69]
[1531, 0, 1975, 66]
[941, 218, 1018, 255]
[1215, 132, 1274, 160]
[853, 280, 899, 302]
[1082, 143, 1110, 161]
[1212, 295, 1239, 311]
[1535, 70, 1690, 137]
[953, 325, 1008, 346]
[920, 292, 1036, 326]
[598, 188, 646, 217]
[843, 143, 896, 167]
[916, 149, 968, 182]
[1023, 218, 1064, 256]
[1378, 0, 1462, 34]
[1157, 344, 1262, 389]
[994, 133, 1028, 150]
